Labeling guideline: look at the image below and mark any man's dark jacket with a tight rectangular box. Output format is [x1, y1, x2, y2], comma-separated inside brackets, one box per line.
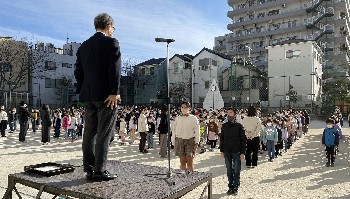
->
[219, 121, 246, 154]
[18, 106, 32, 124]
[74, 32, 121, 101]
[158, 113, 168, 134]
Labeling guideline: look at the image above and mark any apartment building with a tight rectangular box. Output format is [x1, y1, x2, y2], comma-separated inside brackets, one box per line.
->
[214, 0, 349, 75]
[31, 42, 81, 108]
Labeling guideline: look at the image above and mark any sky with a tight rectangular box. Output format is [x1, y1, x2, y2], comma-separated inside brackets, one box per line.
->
[0, 0, 231, 62]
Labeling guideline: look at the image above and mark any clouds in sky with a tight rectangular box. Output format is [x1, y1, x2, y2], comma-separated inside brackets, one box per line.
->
[0, 0, 229, 61]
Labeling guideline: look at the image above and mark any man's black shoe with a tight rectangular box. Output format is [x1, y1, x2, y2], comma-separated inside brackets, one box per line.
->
[92, 170, 117, 181]
[232, 188, 238, 195]
[226, 189, 233, 195]
[86, 171, 93, 181]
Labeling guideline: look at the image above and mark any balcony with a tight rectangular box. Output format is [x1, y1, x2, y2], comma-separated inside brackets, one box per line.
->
[305, 7, 334, 29]
[305, 0, 331, 13]
[228, 24, 305, 43]
[227, 8, 305, 30]
[227, 46, 266, 56]
[227, 0, 290, 16]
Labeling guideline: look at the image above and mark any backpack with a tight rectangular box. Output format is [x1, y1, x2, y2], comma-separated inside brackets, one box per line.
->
[323, 128, 338, 147]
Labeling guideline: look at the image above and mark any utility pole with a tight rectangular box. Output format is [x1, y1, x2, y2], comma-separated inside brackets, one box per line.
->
[289, 76, 291, 107]
[245, 45, 252, 105]
[230, 57, 234, 107]
[8, 81, 12, 109]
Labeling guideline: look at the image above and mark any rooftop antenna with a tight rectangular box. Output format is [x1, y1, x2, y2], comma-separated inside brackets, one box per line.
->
[66, 32, 69, 43]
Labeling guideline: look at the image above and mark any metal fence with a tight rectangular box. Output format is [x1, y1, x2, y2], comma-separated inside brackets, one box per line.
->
[0, 91, 30, 109]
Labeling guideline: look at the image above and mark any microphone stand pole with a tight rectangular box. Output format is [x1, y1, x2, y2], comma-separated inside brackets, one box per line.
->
[144, 39, 183, 186]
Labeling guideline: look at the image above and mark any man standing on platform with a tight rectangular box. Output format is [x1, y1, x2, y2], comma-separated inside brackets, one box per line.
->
[75, 13, 121, 182]
[220, 107, 246, 196]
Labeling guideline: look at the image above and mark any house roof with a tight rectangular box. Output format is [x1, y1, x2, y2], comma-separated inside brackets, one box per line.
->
[194, 47, 231, 60]
[136, 58, 165, 67]
[170, 54, 194, 62]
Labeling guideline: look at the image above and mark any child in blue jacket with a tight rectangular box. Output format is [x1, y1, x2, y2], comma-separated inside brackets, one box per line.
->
[263, 119, 278, 162]
[322, 118, 339, 167]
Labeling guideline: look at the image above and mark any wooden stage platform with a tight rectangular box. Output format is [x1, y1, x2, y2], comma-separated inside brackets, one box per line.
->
[2, 160, 212, 199]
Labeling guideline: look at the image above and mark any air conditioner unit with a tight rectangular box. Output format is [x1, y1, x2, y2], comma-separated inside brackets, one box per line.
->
[282, 3, 286, 8]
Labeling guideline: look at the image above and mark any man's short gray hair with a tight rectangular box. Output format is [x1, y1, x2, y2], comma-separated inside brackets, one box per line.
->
[94, 13, 114, 30]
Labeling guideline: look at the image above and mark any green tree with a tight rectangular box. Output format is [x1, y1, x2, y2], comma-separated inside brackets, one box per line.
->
[323, 79, 350, 105]
[286, 84, 299, 105]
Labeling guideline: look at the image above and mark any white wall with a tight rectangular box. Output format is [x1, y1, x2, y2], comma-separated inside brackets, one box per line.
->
[168, 56, 192, 102]
[267, 41, 323, 107]
[32, 42, 81, 107]
[192, 50, 231, 107]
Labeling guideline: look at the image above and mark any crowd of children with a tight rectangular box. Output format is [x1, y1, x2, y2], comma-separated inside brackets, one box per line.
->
[110, 105, 315, 166]
[2, 102, 349, 169]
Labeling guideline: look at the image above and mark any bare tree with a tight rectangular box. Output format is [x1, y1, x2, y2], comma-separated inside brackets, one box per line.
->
[52, 75, 75, 107]
[0, 37, 51, 106]
[119, 56, 142, 105]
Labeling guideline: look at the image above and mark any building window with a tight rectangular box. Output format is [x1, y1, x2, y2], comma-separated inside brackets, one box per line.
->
[231, 76, 244, 90]
[251, 78, 257, 89]
[173, 63, 179, 73]
[340, 44, 347, 52]
[205, 81, 210, 89]
[212, 59, 217, 66]
[0, 62, 11, 72]
[184, 62, 191, 69]
[340, 12, 346, 19]
[150, 67, 155, 75]
[340, 26, 347, 35]
[45, 61, 56, 70]
[292, 20, 297, 27]
[62, 63, 72, 68]
[140, 67, 145, 75]
[45, 78, 56, 88]
[201, 65, 209, 70]
[199, 58, 209, 66]
[286, 50, 301, 59]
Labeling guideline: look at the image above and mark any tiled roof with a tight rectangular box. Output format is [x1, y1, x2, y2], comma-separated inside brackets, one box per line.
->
[136, 58, 165, 66]
[194, 47, 231, 60]
[170, 54, 194, 62]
